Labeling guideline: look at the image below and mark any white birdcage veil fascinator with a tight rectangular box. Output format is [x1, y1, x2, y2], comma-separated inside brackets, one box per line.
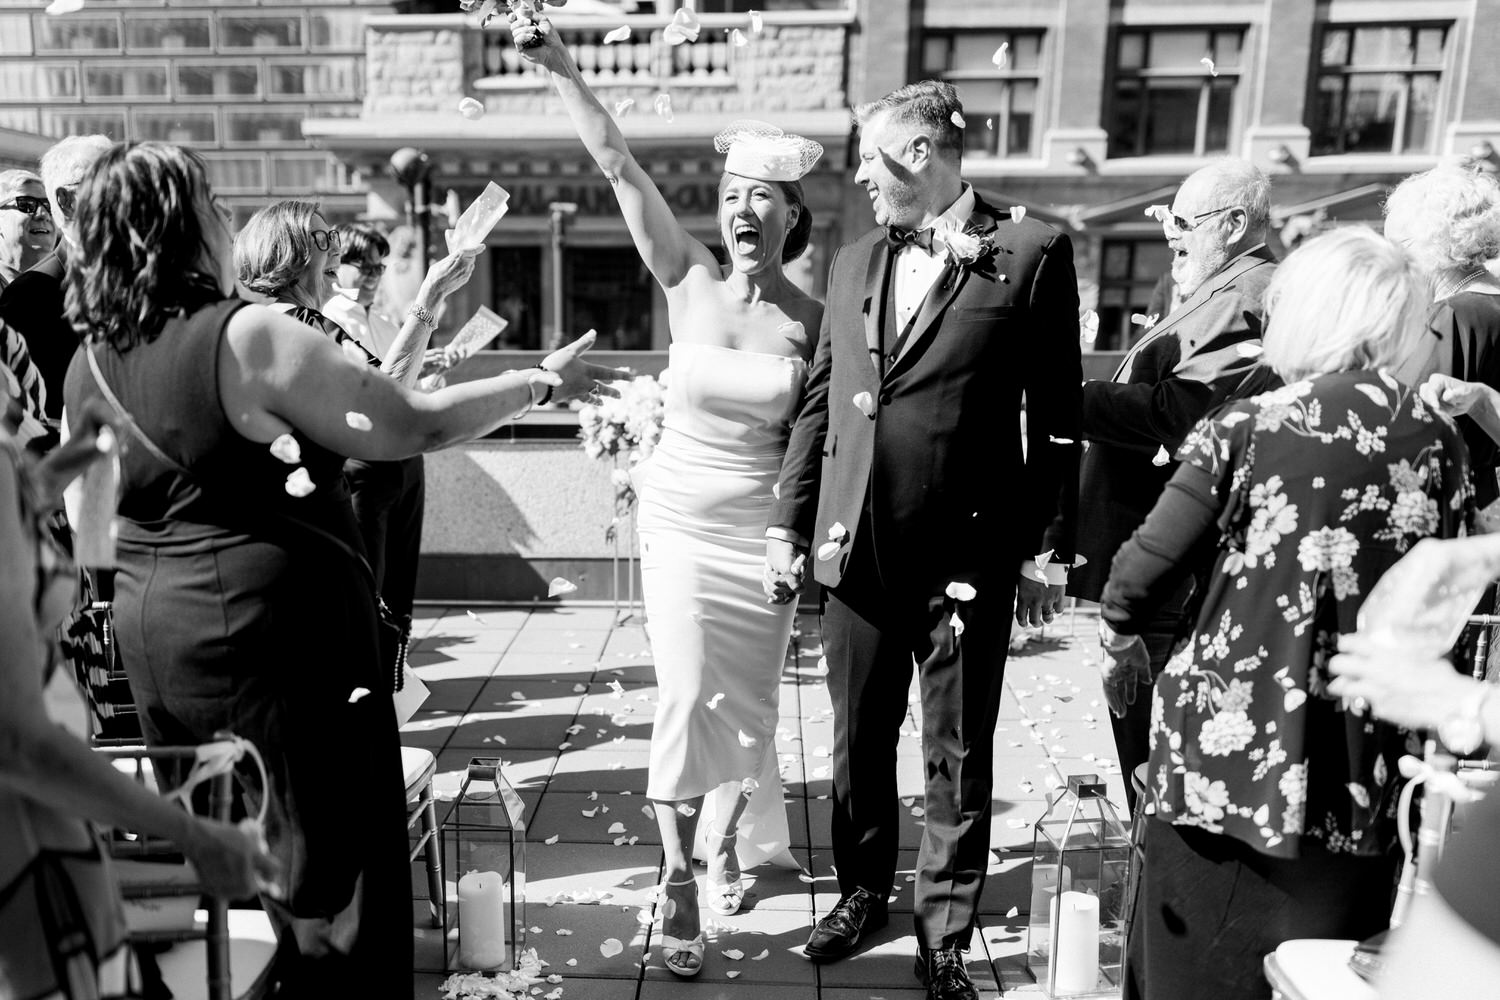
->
[713, 120, 823, 182]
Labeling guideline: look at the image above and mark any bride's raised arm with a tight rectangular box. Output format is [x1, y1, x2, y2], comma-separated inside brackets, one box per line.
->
[509, 8, 718, 289]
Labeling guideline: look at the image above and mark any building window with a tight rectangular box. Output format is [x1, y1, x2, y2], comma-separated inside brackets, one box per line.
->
[921, 30, 1042, 159]
[1311, 24, 1448, 155]
[0, 62, 79, 101]
[0, 13, 31, 54]
[1097, 237, 1174, 351]
[490, 247, 543, 349]
[203, 154, 266, 194]
[84, 63, 169, 100]
[224, 108, 308, 146]
[565, 247, 654, 351]
[176, 62, 261, 99]
[219, 14, 303, 51]
[32, 14, 119, 52]
[0, 109, 40, 133]
[134, 110, 218, 145]
[124, 16, 212, 53]
[310, 11, 366, 51]
[1109, 27, 1242, 158]
[267, 58, 360, 99]
[41, 109, 127, 139]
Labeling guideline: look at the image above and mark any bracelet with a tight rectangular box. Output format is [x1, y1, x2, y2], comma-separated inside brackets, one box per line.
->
[530, 365, 555, 406]
[407, 302, 436, 329]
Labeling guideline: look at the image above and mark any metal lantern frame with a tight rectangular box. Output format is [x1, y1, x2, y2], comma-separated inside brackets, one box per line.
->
[441, 757, 528, 973]
[1026, 773, 1131, 998]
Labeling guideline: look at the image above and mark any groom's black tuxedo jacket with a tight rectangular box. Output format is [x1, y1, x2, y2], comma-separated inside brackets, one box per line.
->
[770, 194, 1083, 596]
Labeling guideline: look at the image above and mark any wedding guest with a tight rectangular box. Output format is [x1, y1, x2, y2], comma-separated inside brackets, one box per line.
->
[1329, 535, 1500, 998]
[1077, 160, 1279, 803]
[1384, 161, 1500, 504]
[236, 204, 473, 626]
[767, 80, 1081, 1000]
[0, 169, 55, 294]
[0, 405, 276, 1000]
[62, 141, 616, 994]
[0, 136, 111, 424]
[512, 7, 815, 979]
[1100, 227, 1471, 1000]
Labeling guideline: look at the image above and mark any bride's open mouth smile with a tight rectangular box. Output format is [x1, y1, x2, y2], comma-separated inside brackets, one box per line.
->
[732, 221, 761, 256]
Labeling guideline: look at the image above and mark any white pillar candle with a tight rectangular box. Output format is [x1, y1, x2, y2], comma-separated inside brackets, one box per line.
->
[1051, 890, 1101, 995]
[456, 870, 508, 970]
[1030, 863, 1073, 922]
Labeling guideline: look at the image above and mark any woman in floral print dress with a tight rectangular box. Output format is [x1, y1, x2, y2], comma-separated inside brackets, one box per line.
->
[1099, 228, 1474, 1000]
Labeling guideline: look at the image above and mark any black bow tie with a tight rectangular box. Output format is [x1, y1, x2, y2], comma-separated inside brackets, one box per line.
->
[887, 226, 935, 252]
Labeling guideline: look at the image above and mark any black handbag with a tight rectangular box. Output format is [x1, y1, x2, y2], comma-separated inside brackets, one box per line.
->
[86, 345, 411, 693]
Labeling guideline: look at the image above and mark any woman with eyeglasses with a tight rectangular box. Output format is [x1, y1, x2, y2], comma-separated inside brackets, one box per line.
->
[61, 142, 616, 995]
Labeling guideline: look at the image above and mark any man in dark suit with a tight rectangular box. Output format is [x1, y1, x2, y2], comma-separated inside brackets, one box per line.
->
[764, 81, 1082, 1000]
[1074, 159, 1279, 803]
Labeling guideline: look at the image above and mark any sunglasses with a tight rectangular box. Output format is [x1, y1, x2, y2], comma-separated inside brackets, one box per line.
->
[0, 195, 51, 217]
[310, 228, 341, 253]
[1161, 205, 1239, 234]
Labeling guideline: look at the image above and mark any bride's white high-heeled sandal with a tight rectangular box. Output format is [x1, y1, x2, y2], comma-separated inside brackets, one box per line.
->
[659, 875, 705, 978]
[705, 827, 744, 916]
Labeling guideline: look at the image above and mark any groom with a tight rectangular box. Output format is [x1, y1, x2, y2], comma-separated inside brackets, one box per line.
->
[765, 81, 1082, 1000]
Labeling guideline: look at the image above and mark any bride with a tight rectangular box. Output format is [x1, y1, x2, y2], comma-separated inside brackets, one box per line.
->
[510, 8, 823, 979]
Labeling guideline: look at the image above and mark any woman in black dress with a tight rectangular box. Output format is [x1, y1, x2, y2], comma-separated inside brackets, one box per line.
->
[1099, 228, 1473, 1000]
[62, 142, 616, 996]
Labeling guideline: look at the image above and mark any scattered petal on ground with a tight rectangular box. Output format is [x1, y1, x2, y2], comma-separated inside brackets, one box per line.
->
[723, 948, 744, 960]
[1006, 905, 1020, 918]
[726, 971, 742, 979]
[544, 835, 559, 845]
[599, 938, 624, 957]
[607, 821, 626, 834]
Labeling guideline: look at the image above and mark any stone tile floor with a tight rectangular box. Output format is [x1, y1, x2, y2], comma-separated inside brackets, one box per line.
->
[403, 601, 1126, 1000]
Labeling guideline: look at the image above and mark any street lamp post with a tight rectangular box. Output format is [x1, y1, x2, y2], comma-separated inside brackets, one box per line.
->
[547, 201, 577, 350]
[390, 146, 434, 271]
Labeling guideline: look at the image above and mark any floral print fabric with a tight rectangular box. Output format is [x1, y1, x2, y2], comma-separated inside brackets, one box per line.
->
[1146, 370, 1473, 859]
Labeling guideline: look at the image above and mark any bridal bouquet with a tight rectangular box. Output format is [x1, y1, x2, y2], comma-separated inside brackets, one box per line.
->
[577, 373, 666, 534]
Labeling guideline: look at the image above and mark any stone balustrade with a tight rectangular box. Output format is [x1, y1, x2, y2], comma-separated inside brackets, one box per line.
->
[363, 10, 851, 119]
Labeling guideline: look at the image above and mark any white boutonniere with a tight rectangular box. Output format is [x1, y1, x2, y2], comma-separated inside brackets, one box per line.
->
[934, 219, 997, 269]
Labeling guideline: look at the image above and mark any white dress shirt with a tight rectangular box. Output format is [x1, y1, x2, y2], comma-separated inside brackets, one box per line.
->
[323, 291, 401, 362]
[891, 185, 976, 333]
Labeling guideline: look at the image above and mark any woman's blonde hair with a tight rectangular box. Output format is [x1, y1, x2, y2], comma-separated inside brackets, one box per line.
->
[1384, 162, 1500, 274]
[1261, 226, 1432, 381]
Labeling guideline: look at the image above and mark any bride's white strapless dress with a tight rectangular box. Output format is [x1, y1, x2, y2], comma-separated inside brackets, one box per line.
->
[634, 341, 807, 870]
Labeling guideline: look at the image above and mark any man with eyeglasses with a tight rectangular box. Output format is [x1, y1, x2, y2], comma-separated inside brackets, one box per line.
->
[0, 170, 56, 295]
[1069, 158, 1281, 804]
[0, 138, 111, 436]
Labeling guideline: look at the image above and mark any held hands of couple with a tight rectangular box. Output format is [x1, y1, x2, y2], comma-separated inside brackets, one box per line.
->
[1015, 576, 1064, 629]
[763, 538, 806, 605]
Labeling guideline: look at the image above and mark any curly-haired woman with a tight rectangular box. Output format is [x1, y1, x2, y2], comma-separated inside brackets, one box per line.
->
[61, 142, 615, 994]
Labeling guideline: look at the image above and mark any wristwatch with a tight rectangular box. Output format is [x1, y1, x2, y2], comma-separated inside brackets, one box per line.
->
[1438, 685, 1492, 756]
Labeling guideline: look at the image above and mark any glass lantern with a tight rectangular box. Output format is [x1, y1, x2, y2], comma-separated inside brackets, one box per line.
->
[1026, 774, 1130, 998]
[442, 757, 528, 972]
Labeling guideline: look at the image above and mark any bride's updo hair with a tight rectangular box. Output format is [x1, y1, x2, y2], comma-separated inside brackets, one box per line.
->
[717, 171, 814, 265]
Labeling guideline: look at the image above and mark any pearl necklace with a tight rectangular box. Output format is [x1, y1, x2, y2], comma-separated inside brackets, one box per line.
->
[1442, 267, 1491, 299]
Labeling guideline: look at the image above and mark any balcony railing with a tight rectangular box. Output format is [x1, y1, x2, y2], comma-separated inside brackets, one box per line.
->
[361, 9, 851, 118]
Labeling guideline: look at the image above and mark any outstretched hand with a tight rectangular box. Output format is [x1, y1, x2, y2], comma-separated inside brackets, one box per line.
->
[538, 329, 628, 405]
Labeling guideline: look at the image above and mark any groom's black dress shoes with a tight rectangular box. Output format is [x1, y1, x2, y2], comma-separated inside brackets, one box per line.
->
[804, 887, 888, 962]
[914, 945, 981, 1000]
